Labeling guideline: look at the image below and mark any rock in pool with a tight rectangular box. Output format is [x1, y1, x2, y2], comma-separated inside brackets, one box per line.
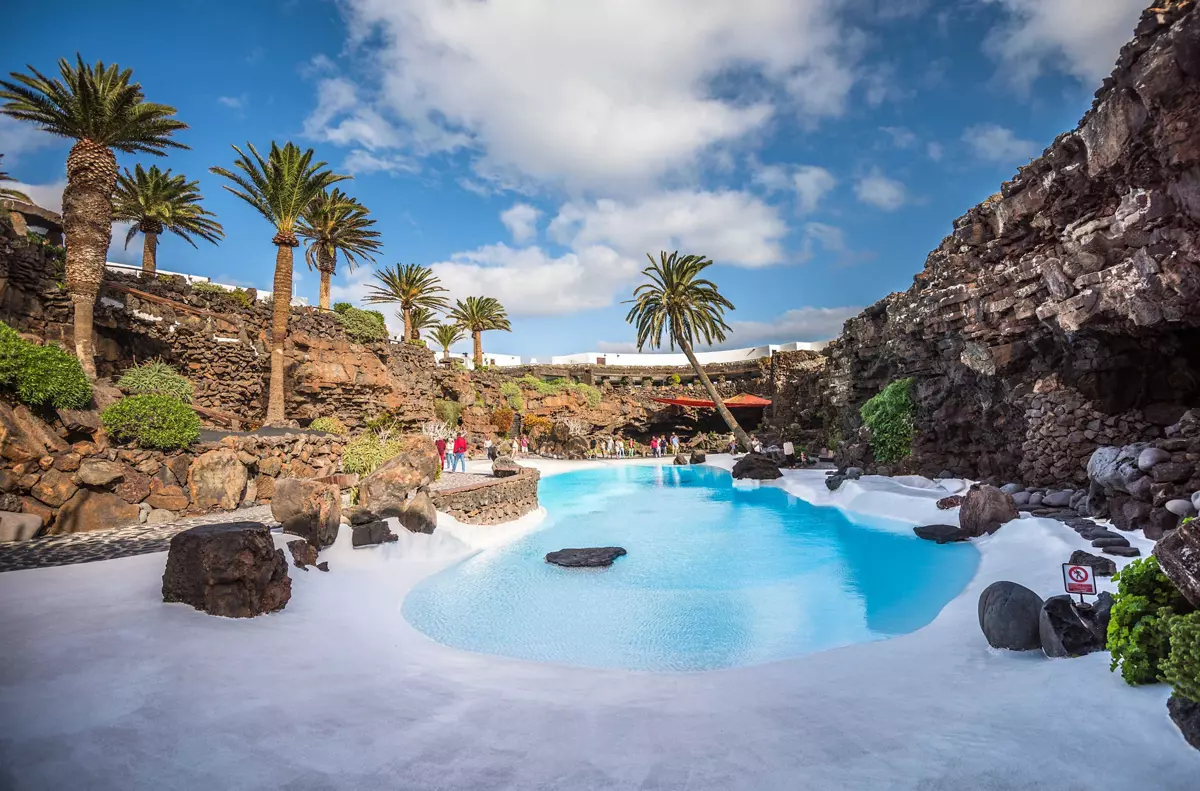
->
[545, 547, 627, 568]
[914, 524, 969, 544]
[978, 580, 1043, 651]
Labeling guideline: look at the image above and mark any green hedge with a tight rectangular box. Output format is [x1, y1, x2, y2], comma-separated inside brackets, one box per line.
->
[434, 399, 463, 426]
[117, 360, 193, 402]
[101, 394, 200, 450]
[1162, 611, 1200, 702]
[0, 321, 92, 410]
[514, 374, 601, 408]
[338, 306, 389, 343]
[860, 377, 915, 464]
[309, 416, 348, 435]
[1107, 556, 1192, 685]
[499, 380, 524, 411]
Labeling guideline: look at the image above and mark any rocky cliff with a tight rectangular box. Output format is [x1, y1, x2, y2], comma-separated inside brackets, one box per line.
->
[772, 1, 1200, 484]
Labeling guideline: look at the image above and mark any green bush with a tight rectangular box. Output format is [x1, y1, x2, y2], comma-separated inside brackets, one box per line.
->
[434, 399, 463, 426]
[1108, 556, 1192, 685]
[101, 394, 200, 450]
[332, 302, 353, 314]
[338, 306, 389, 343]
[860, 377, 915, 464]
[342, 430, 406, 476]
[0, 322, 92, 410]
[1162, 611, 1200, 702]
[190, 281, 252, 308]
[309, 416, 348, 435]
[117, 359, 193, 403]
[190, 281, 225, 295]
[669, 373, 681, 385]
[500, 380, 524, 411]
[513, 374, 601, 407]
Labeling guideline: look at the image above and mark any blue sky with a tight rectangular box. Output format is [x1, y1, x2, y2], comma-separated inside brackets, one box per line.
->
[3, 0, 1147, 358]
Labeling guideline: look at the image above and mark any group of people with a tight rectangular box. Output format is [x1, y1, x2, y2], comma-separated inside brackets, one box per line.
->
[650, 434, 681, 458]
[436, 432, 531, 471]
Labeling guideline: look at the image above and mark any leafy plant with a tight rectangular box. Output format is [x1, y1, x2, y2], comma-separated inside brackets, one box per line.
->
[490, 406, 515, 436]
[101, 394, 200, 450]
[522, 414, 551, 438]
[500, 380, 524, 411]
[434, 399, 463, 426]
[513, 374, 600, 407]
[0, 322, 92, 409]
[1162, 611, 1200, 703]
[1108, 556, 1192, 685]
[860, 377, 915, 464]
[337, 306, 389, 343]
[333, 302, 353, 314]
[309, 416, 348, 435]
[342, 430, 406, 476]
[669, 373, 681, 385]
[117, 359, 193, 402]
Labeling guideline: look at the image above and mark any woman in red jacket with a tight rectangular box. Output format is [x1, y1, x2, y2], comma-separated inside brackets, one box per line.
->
[451, 432, 468, 472]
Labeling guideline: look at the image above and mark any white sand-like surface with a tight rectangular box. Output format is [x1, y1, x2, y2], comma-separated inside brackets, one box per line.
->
[1, 456, 1197, 790]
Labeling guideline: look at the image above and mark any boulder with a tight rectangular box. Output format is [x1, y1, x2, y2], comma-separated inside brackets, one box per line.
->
[1042, 490, 1074, 508]
[357, 435, 441, 513]
[845, 467, 863, 480]
[351, 520, 399, 547]
[1103, 545, 1141, 557]
[1138, 447, 1171, 471]
[491, 456, 521, 478]
[825, 474, 845, 491]
[187, 449, 248, 511]
[673, 453, 689, 465]
[287, 539, 319, 570]
[1151, 462, 1193, 483]
[1088, 444, 1147, 495]
[913, 524, 970, 544]
[978, 581, 1043, 651]
[1068, 550, 1117, 577]
[52, 452, 81, 472]
[146, 485, 190, 512]
[960, 485, 1019, 537]
[1093, 536, 1131, 549]
[1011, 491, 1032, 507]
[691, 449, 707, 464]
[545, 547, 627, 567]
[145, 509, 176, 525]
[113, 468, 151, 504]
[394, 489, 437, 535]
[0, 510, 42, 542]
[1039, 595, 1106, 658]
[936, 495, 964, 510]
[344, 505, 379, 525]
[51, 489, 141, 534]
[271, 478, 340, 549]
[161, 522, 291, 618]
[0, 402, 67, 462]
[731, 452, 782, 480]
[1168, 694, 1200, 752]
[77, 459, 126, 487]
[1000, 483, 1024, 495]
[1167, 499, 1198, 517]
[30, 468, 78, 508]
[1154, 518, 1200, 608]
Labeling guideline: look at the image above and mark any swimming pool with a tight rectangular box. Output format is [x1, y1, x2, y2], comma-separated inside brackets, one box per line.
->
[403, 465, 979, 671]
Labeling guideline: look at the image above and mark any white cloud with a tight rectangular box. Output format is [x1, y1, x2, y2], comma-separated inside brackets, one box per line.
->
[549, 190, 789, 267]
[342, 149, 419, 175]
[880, 126, 917, 148]
[792, 166, 837, 214]
[500, 203, 542, 243]
[217, 95, 247, 110]
[594, 340, 641, 353]
[983, 0, 1145, 89]
[963, 123, 1038, 163]
[7, 179, 65, 213]
[311, 0, 862, 193]
[926, 141, 944, 161]
[0, 116, 59, 165]
[854, 169, 906, 211]
[721, 305, 862, 347]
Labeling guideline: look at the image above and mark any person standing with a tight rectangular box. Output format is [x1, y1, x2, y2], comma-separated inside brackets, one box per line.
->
[670, 433, 680, 455]
[435, 435, 448, 470]
[616, 437, 624, 458]
[520, 434, 529, 456]
[485, 436, 495, 461]
[650, 436, 659, 458]
[452, 432, 468, 472]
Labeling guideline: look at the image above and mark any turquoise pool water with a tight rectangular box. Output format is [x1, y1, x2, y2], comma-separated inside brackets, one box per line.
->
[403, 465, 979, 671]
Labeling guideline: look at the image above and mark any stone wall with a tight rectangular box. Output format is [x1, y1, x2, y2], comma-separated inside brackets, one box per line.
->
[768, 1, 1200, 484]
[430, 467, 540, 525]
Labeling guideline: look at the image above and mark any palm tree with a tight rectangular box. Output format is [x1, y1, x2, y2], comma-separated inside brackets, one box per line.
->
[362, 263, 448, 340]
[112, 164, 223, 278]
[210, 142, 348, 425]
[0, 155, 31, 202]
[407, 306, 438, 339]
[430, 322, 465, 361]
[296, 187, 381, 310]
[624, 251, 752, 452]
[448, 296, 511, 369]
[1, 56, 187, 377]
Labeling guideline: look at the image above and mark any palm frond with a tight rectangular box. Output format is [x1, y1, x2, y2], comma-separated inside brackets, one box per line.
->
[623, 251, 734, 352]
[363, 263, 449, 312]
[296, 187, 382, 275]
[113, 163, 224, 248]
[448, 295, 512, 333]
[430, 322, 466, 353]
[210, 141, 349, 234]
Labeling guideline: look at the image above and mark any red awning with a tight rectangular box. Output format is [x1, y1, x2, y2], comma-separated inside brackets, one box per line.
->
[649, 393, 771, 408]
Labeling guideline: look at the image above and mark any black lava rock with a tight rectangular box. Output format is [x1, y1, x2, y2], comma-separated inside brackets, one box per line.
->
[1068, 550, 1118, 577]
[1168, 694, 1200, 751]
[732, 453, 783, 480]
[1039, 595, 1106, 658]
[351, 520, 399, 548]
[1103, 545, 1142, 557]
[914, 524, 970, 544]
[978, 581, 1044, 651]
[545, 547, 627, 567]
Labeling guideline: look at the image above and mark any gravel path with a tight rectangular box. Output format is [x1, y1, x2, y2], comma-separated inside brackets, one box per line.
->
[0, 505, 278, 574]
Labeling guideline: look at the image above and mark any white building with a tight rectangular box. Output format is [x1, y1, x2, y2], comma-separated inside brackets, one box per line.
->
[105, 262, 309, 307]
[548, 341, 826, 367]
[442, 351, 526, 370]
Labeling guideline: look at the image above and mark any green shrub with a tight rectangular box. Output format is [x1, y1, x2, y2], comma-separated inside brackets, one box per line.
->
[669, 373, 681, 385]
[860, 377, 915, 464]
[191, 281, 225, 295]
[101, 394, 200, 450]
[309, 416, 348, 435]
[513, 374, 601, 407]
[342, 430, 405, 476]
[332, 302, 353, 314]
[1108, 556, 1192, 685]
[0, 322, 92, 410]
[434, 399, 463, 426]
[500, 380, 524, 411]
[338, 306, 389, 343]
[1162, 611, 1200, 702]
[117, 360, 193, 403]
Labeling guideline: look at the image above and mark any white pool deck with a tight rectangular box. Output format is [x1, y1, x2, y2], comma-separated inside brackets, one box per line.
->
[1, 456, 1198, 790]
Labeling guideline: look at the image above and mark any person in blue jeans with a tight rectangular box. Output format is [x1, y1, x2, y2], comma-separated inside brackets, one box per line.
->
[451, 432, 468, 472]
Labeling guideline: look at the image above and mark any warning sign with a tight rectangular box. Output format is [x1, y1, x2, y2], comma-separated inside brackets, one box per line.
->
[1062, 563, 1096, 596]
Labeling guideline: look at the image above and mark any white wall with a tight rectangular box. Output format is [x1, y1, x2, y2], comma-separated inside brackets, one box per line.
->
[105, 262, 309, 307]
[548, 342, 826, 367]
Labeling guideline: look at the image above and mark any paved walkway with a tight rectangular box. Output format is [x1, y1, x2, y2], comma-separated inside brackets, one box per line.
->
[429, 470, 493, 491]
[0, 505, 278, 574]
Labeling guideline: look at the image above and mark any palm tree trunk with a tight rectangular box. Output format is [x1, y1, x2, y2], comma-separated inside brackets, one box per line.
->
[473, 330, 483, 368]
[316, 247, 334, 310]
[266, 241, 295, 425]
[680, 338, 753, 452]
[141, 231, 158, 277]
[319, 270, 331, 311]
[62, 139, 118, 379]
[402, 307, 412, 341]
